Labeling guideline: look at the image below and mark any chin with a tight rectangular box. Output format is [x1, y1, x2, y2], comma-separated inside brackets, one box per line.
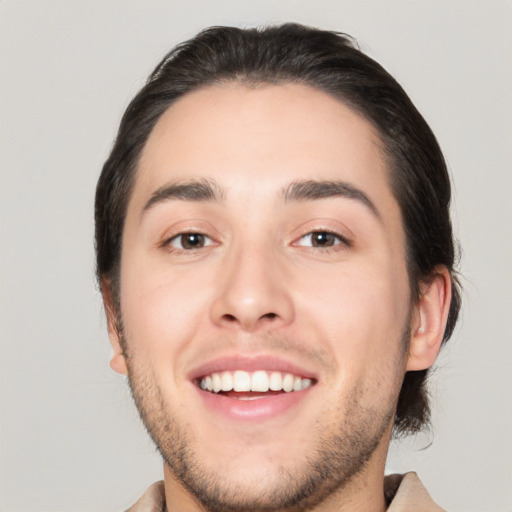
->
[132, 380, 393, 512]
[124, 328, 404, 512]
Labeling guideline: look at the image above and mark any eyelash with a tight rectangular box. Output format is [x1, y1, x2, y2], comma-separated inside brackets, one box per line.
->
[161, 228, 351, 254]
[294, 229, 352, 251]
[162, 232, 215, 251]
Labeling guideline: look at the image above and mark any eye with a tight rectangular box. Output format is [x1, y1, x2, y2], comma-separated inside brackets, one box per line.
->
[167, 233, 214, 250]
[297, 231, 348, 248]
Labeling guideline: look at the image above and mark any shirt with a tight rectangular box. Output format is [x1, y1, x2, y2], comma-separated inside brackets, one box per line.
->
[125, 472, 446, 512]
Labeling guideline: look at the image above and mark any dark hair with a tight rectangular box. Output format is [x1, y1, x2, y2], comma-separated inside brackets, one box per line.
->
[95, 23, 461, 435]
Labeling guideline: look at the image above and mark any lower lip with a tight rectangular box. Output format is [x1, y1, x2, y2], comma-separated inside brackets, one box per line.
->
[195, 386, 314, 421]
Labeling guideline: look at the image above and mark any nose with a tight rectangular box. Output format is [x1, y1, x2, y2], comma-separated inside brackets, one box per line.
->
[210, 243, 295, 332]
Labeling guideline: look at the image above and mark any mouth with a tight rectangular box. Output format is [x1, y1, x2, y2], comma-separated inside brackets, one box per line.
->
[189, 355, 318, 420]
[196, 370, 315, 400]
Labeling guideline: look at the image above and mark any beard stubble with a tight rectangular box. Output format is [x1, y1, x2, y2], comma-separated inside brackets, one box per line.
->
[123, 325, 409, 512]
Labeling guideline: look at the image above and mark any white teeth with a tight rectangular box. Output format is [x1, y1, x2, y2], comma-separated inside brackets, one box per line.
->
[269, 372, 283, 391]
[199, 370, 314, 395]
[283, 373, 294, 392]
[251, 371, 269, 392]
[212, 373, 222, 393]
[301, 378, 313, 390]
[233, 370, 251, 392]
[221, 371, 233, 391]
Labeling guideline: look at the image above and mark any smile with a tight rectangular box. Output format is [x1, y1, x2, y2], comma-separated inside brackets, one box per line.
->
[198, 370, 314, 397]
[190, 356, 318, 419]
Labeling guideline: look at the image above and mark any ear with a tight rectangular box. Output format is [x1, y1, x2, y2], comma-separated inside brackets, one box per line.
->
[406, 266, 452, 371]
[101, 278, 128, 375]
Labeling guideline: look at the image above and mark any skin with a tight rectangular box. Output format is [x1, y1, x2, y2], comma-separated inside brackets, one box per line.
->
[104, 83, 451, 512]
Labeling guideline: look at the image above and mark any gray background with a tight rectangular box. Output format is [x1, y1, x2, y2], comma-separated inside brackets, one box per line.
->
[1, 1, 511, 511]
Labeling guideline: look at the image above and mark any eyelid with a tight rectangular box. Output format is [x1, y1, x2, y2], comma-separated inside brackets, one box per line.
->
[291, 222, 353, 248]
[168, 232, 215, 250]
[158, 223, 221, 252]
[295, 230, 351, 248]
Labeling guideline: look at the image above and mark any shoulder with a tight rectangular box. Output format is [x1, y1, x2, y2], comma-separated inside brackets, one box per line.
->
[124, 481, 165, 512]
[385, 472, 447, 512]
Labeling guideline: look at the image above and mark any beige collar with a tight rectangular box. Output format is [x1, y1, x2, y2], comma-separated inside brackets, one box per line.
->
[126, 472, 446, 512]
[385, 472, 446, 511]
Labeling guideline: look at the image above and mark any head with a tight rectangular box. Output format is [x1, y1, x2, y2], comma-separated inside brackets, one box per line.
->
[95, 24, 460, 510]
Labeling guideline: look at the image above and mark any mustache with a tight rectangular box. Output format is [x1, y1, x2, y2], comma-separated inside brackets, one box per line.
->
[181, 330, 338, 374]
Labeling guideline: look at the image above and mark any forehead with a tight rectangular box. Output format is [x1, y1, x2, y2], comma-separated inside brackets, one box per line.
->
[131, 82, 399, 224]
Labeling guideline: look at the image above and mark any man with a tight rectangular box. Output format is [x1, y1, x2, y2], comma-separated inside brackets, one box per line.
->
[95, 24, 460, 512]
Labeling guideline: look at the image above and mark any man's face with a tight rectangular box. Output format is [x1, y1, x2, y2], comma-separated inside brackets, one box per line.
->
[113, 83, 415, 510]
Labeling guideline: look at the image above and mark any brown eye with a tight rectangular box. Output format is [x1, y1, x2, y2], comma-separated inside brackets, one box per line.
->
[169, 233, 212, 250]
[297, 231, 348, 248]
[311, 232, 337, 247]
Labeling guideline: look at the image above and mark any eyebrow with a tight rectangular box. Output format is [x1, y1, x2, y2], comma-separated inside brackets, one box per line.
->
[142, 178, 224, 214]
[282, 180, 381, 220]
[142, 177, 381, 221]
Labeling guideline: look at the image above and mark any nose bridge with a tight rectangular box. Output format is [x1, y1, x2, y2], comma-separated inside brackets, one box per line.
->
[210, 237, 294, 331]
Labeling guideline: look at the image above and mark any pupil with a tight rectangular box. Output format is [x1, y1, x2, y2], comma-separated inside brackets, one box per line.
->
[183, 234, 203, 248]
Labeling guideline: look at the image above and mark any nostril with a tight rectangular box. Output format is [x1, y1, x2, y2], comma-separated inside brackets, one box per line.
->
[217, 311, 280, 329]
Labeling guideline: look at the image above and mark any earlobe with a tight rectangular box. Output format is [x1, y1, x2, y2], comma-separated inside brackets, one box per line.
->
[406, 267, 452, 371]
[101, 279, 128, 376]
[110, 350, 128, 375]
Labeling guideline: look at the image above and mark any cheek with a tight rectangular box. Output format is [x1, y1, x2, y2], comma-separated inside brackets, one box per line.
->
[294, 263, 410, 373]
[119, 256, 213, 359]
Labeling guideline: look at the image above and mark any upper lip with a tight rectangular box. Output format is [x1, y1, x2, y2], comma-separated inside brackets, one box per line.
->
[187, 354, 319, 382]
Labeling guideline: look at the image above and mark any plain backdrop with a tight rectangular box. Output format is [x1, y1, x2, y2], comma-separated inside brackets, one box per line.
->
[1, 1, 511, 511]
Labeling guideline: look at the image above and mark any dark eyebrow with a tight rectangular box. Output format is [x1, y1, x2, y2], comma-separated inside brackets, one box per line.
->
[142, 178, 224, 214]
[282, 180, 381, 220]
